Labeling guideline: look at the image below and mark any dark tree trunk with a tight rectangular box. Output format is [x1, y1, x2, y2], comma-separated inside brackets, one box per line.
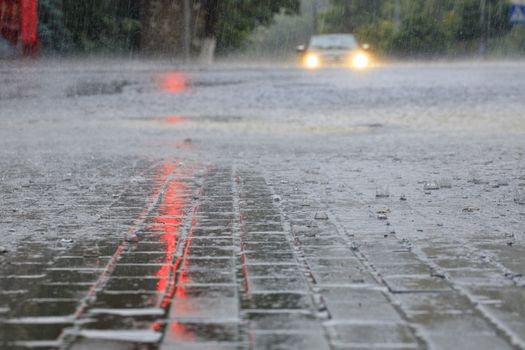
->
[200, 0, 220, 63]
[202, 0, 220, 37]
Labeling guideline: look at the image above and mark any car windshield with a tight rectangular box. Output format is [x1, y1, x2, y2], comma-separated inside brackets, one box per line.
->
[309, 35, 358, 50]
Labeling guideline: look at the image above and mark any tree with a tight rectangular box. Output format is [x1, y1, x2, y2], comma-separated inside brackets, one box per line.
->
[454, 0, 511, 41]
[38, 0, 73, 52]
[200, 0, 301, 54]
[392, 15, 448, 56]
[319, 0, 384, 33]
[62, 0, 141, 52]
[319, 0, 513, 56]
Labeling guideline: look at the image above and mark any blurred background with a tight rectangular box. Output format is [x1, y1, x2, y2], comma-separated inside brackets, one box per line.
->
[1, 0, 525, 61]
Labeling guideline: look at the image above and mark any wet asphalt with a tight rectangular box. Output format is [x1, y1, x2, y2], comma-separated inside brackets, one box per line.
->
[0, 59, 525, 349]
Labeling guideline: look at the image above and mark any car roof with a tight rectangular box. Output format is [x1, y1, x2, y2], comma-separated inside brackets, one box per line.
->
[308, 34, 358, 49]
[311, 34, 356, 39]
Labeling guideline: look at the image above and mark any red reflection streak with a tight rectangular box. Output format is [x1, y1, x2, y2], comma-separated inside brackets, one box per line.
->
[159, 211, 198, 308]
[164, 115, 188, 125]
[164, 214, 198, 341]
[64, 161, 182, 344]
[145, 160, 201, 342]
[151, 176, 186, 293]
[158, 72, 188, 93]
[170, 321, 194, 341]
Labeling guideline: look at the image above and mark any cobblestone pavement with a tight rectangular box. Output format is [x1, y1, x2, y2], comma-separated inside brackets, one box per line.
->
[0, 60, 524, 349]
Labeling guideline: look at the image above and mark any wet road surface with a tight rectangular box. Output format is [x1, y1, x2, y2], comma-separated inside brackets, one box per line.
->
[1, 60, 525, 349]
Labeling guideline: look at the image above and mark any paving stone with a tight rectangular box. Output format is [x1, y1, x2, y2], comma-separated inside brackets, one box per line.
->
[248, 277, 308, 292]
[105, 277, 162, 292]
[174, 285, 238, 298]
[93, 292, 161, 309]
[246, 311, 321, 331]
[382, 275, 451, 294]
[252, 333, 331, 350]
[326, 323, 419, 349]
[163, 322, 241, 343]
[1, 320, 73, 342]
[242, 292, 313, 310]
[113, 264, 170, 277]
[169, 297, 239, 322]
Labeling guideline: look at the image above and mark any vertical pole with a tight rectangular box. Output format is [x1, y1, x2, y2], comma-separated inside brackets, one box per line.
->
[394, 0, 401, 32]
[312, 0, 318, 34]
[183, 0, 191, 62]
[479, 0, 487, 57]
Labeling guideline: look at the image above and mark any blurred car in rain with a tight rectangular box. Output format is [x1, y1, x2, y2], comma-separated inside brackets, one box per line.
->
[296, 34, 371, 70]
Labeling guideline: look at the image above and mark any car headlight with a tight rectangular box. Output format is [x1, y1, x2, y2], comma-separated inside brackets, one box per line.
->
[304, 54, 320, 69]
[352, 52, 369, 70]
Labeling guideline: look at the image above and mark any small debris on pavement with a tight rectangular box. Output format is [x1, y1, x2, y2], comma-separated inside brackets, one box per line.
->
[462, 207, 480, 213]
[514, 189, 525, 205]
[423, 181, 440, 190]
[400, 194, 407, 201]
[375, 185, 390, 198]
[272, 195, 281, 202]
[431, 270, 446, 279]
[376, 208, 390, 220]
[0, 246, 8, 254]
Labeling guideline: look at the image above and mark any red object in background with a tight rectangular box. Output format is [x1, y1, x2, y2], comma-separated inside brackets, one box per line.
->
[19, 0, 38, 55]
[0, 0, 20, 45]
[0, 0, 38, 56]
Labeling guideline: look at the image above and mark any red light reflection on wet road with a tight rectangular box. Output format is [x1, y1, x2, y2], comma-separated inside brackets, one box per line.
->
[145, 160, 201, 341]
[169, 321, 194, 341]
[158, 72, 188, 93]
[164, 213, 198, 342]
[164, 115, 188, 125]
[145, 161, 187, 295]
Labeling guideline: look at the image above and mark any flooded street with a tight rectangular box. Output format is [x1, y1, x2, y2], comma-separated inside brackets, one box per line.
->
[1, 60, 525, 349]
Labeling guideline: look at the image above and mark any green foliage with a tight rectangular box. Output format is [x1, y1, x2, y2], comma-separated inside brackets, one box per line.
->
[37, 0, 299, 55]
[38, 0, 141, 53]
[392, 16, 447, 56]
[216, 0, 301, 52]
[320, 0, 514, 57]
[454, 0, 511, 41]
[319, 0, 384, 33]
[62, 0, 141, 52]
[355, 20, 396, 53]
[38, 0, 74, 52]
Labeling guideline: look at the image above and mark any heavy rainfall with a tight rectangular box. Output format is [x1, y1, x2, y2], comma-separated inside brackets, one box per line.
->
[1, 0, 525, 349]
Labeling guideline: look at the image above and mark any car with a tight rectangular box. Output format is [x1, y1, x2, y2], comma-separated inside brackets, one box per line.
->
[296, 34, 371, 70]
